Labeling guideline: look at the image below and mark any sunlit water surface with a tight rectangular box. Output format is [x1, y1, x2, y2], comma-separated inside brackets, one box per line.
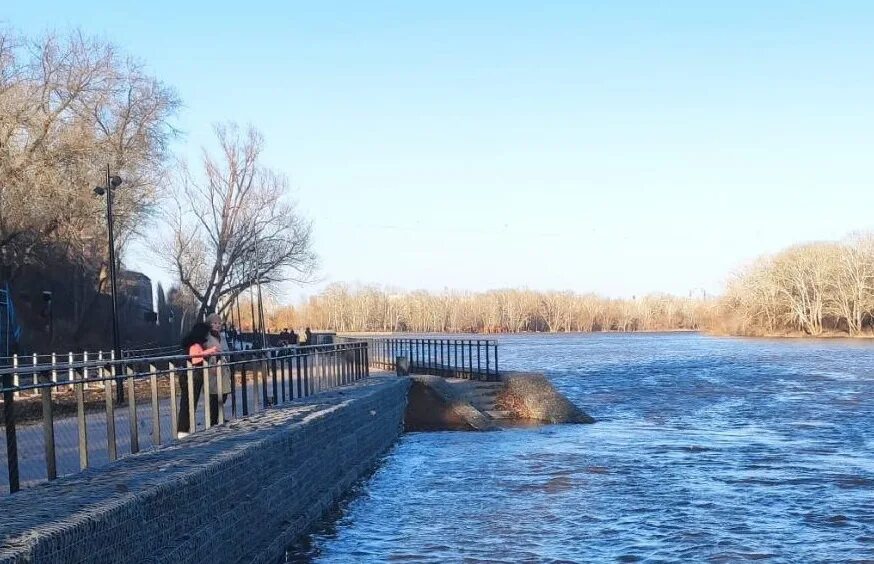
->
[286, 333, 874, 563]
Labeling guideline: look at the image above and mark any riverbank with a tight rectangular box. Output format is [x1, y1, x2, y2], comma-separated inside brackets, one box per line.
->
[341, 328, 874, 341]
[705, 329, 874, 340]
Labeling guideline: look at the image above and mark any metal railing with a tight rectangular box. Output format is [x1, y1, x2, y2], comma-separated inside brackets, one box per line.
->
[0, 345, 185, 399]
[339, 336, 499, 382]
[0, 341, 369, 494]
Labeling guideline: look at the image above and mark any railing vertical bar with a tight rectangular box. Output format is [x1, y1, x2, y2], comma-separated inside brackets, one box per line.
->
[230, 353, 237, 417]
[317, 349, 323, 391]
[203, 357, 212, 429]
[296, 354, 303, 399]
[169, 361, 178, 438]
[260, 354, 269, 409]
[241, 354, 249, 416]
[287, 353, 293, 400]
[12, 354, 18, 398]
[127, 365, 139, 453]
[495, 343, 499, 378]
[67, 352, 74, 390]
[3, 371, 20, 492]
[187, 361, 196, 434]
[330, 349, 336, 387]
[477, 340, 482, 376]
[216, 356, 224, 425]
[104, 353, 117, 461]
[459, 340, 463, 378]
[280, 355, 286, 404]
[40, 372, 57, 480]
[271, 352, 278, 405]
[149, 363, 161, 446]
[76, 358, 88, 469]
[365, 343, 370, 378]
[467, 339, 473, 380]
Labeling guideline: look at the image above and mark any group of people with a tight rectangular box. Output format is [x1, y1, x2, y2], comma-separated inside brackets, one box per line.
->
[277, 327, 312, 347]
[176, 317, 314, 438]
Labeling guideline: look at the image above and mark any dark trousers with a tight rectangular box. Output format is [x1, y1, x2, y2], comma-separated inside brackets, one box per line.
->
[177, 367, 204, 433]
[208, 393, 229, 426]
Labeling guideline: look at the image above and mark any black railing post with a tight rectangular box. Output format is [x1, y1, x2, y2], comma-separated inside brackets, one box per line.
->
[296, 354, 303, 398]
[495, 344, 499, 379]
[228, 354, 237, 417]
[468, 340, 473, 379]
[303, 354, 310, 396]
[241, 353, 249, 416]
[279, 355, 286, 403]
[456, 340, 461, 377]
[261, 352, 269, 408]
[105, 362, 117, 461]
[40, 372, 57, 480]
[2, 373, 19, 493]
[365, 343, 370, 377]
[271, 352, 279, 405]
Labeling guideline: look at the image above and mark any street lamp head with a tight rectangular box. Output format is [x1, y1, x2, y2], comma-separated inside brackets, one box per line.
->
[109, 175, 123, 189]
[93, 186, 106, 196]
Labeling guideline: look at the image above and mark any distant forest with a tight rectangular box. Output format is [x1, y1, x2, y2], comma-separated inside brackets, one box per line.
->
[254, 233, 874, 339]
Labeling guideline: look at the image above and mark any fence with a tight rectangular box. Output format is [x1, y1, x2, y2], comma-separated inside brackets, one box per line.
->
[0, 345, 185, 399]
[0, 342, 368, 494]
[339, 336, 499, 382]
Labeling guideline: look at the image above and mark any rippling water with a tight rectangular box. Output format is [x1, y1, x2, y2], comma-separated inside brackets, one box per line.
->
[286, 333, 874, 563]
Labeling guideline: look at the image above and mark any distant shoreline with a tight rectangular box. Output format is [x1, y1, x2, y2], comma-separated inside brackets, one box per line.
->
[705, 330, 874, 341]
[338, 329, 874, 341]
[338, 329, 702, 336]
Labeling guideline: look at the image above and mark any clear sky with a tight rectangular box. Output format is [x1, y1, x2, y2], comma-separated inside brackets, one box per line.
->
[6, 1, 874, 302]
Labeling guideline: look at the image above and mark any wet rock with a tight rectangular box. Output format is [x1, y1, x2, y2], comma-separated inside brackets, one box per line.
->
[496, 372, 595, 424]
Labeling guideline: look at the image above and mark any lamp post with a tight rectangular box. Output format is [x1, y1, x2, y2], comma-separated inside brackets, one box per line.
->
[94, 166, 124, 403]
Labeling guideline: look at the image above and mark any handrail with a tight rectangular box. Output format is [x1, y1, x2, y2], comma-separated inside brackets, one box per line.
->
[0, 340, 370, 494]
[0, 342, 365, 382]
[338, 335, 499, 382]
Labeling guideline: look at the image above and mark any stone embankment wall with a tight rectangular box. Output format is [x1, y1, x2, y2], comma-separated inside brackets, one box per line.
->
[0, 376, 409, 564]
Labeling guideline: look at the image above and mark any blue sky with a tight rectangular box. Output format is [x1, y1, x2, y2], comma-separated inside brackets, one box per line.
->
[6, 1, 874, 302]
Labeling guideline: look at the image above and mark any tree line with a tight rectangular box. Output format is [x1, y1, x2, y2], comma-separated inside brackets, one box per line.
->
[0, 29, 315, 352]
[719, 234, 874, 336]
[257, 232, 874, 339]
[256, 285, 714, 334]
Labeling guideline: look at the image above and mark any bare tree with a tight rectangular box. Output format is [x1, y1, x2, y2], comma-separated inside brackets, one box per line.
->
[161, 123, 316, 318]
[0, 29, 179, 280]
[826, 234, 874, 335]
[272, 284, 713, 335]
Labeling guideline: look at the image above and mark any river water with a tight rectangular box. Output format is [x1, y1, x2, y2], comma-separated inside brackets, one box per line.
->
[286, 333, 874, 563]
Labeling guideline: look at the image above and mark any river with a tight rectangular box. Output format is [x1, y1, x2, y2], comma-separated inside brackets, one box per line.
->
[286, 333, 874, 563]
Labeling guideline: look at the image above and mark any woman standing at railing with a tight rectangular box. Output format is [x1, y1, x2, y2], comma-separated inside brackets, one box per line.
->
[177, 323, 218, 438]
[206, 313, 232, 423]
